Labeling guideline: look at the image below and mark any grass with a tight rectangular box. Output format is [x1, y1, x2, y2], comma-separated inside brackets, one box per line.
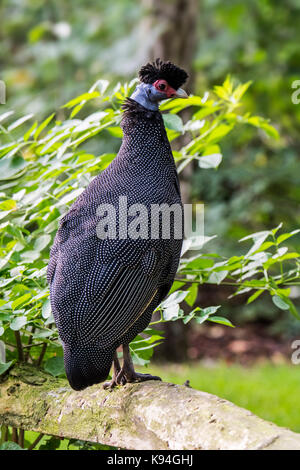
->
[138, 361, 300, 433]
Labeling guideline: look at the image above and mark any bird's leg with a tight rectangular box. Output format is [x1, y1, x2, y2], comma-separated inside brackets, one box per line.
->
[103, 351, 122, 389]
[121, 344, 161, 383]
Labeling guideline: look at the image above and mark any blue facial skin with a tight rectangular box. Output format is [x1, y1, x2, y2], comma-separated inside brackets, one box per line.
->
[130, 83, 166, 111]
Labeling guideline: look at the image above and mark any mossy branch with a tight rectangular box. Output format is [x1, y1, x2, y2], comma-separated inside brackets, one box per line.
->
[0, 364, 300, 450]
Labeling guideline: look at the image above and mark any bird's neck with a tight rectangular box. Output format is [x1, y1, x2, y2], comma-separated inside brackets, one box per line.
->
[121, 98, 165, 139]
[130, 83, 159, 111]
[119, 99, 174, 169]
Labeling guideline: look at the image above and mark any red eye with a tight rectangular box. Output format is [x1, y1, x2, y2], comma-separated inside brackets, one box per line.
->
[159, 83, 166, 91]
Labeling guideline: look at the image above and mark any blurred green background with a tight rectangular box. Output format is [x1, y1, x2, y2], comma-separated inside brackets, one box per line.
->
[1, 0, 300, 446]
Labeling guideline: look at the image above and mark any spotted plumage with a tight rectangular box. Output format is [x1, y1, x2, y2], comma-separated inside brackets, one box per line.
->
[47, 60, 188, 390]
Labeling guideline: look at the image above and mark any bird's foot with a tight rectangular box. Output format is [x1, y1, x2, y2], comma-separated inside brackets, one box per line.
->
[103, 368, 129, 389]
[103, 378, 118, 390]
[103, 371, 161, 389]
[121, 344, 162, 383]
[103, 345, 162, 389]
[123, 371, 162, 383]
[103, 352, 123, 390]
[103, 372, 126, 389]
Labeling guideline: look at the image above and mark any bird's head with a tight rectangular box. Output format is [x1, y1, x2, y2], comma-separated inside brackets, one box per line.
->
[130, 59, 189, 111]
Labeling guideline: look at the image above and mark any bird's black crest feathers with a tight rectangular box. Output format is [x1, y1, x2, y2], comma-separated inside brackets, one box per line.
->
[139, 59, 188, 90]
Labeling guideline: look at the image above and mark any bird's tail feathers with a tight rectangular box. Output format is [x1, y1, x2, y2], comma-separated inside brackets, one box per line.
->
[63, 342, 113, 391]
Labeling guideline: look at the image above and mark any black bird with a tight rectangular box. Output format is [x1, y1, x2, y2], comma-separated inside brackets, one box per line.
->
[47, 59, 189, 390]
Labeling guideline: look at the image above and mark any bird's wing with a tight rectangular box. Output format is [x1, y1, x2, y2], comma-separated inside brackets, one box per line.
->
[50, 253, 158, 348]
[74, 262, 158, 348]
[49, 206, 160, 348]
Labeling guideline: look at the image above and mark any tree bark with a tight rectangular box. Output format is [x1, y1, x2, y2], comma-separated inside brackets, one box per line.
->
[143, 0, 198, 206]
[143, 0, 198, 362]
[1, 364, 300, 450]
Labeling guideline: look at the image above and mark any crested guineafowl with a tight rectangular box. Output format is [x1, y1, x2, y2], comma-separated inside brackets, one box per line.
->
[47, 59, 189, 390]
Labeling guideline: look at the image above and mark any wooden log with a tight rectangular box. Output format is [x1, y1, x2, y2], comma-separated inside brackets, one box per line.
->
[0, 363, 299, 450]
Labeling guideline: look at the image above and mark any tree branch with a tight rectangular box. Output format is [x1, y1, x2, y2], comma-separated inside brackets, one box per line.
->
[14, 332, 24, 363]
[0, 364, 300, 450]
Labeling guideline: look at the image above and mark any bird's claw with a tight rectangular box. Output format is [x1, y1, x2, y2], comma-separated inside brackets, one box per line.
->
[103, 371, 161, 389]
[103, 380, 116, 390]
[102, 369, 126, 389]
[124, 372, 162, 383]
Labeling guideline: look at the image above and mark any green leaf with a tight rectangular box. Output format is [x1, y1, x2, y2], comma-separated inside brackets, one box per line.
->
[190, 305, 221, 325]
[0, 360, 14, 375]
[271, 222, 283, 235]
[185, 257, 214, 270]
[20, 250, 40, 263]
[240, 230, 270, 257]
[160, 95, 203, 112]
[0, 313, 10, 321]
[247, 116, 279, 140]
[24, 121, 38, 141]
[272, 295, 290, 311]
[33, 329, 54, 339]
[232, 81, 252, 101]
[38, 436, 61, 451]
[11, 293, 31, 310]
[277, 230, 300, 245]
[202, 305, 221, 315]
[10, 315, 27, 331]
[160, 291, 188, 309]
[34, 113, 55, 139]
[8, 114, 34, 132]
[63, 91, 100, 109]
[184, 119, 205, 132]
[0, 155, 27, 180]
[34, 234, 51, 251]
[0, 199, 17, 211]
[107, 127, 123, 138]
[198, 153, 222, 169]
[130, 348, 150, 366]
[57, 188, 84, 206]
[163, 114, 184, 132]
[42, 299, 51, 319]
[193, 312, 210, 325]
[0, 110, 14, 123]
[162, 304, 180, 321]
[285, 298, 300, 320]
[206, 124, 232, 143]
[207, 270, 228, 284]
[276, 288, 291, 298]
[184, 283, 198, 307]
[95, 79, 109, 95]
[247, 290, 264, 304]
[44, 356, 65, 377]
[208, 316, 235, 327]
[0, 441, 23, 450]
[182, 307, 201, 324]
[259, 121, 280, 140]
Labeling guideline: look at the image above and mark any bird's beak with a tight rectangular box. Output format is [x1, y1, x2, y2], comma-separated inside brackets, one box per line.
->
[175, 88, 189, 99]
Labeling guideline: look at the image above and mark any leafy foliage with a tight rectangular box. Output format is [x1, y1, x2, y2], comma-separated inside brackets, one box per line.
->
[190, 1, 300, 329]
